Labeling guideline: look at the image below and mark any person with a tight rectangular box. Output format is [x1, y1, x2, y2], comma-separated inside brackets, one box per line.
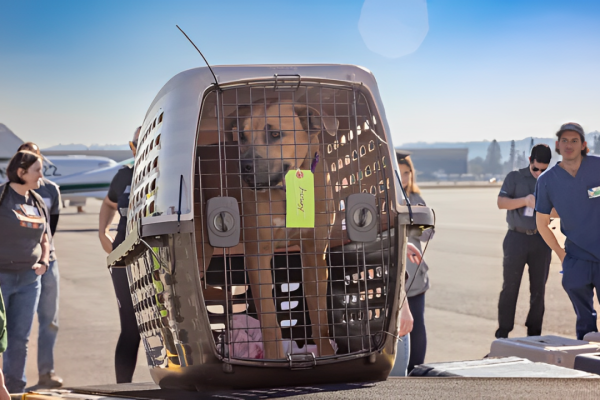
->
[0, 290, 12, 400]
[495, 144, 553, 339]
[535, 122, 600, 340]
[396, 155, 434, 373]
[390, 238, 422, 377]
[17, 142, 64, 388]
[98, 127, 140, 383]
[0, 151, 49, 393]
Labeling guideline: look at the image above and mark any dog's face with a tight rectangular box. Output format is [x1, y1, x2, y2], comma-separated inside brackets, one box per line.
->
[237, 104, 324, 189]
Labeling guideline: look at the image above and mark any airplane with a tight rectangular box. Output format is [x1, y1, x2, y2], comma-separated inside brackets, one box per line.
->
[43, 155, 117, 180]
[50, 158, 134, 205]
[0, 123, 125, 207]
[0, 155, 117, 185]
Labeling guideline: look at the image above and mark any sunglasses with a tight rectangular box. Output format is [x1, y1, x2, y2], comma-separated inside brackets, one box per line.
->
[531, 166, 547, 172]
[129, 140, 138, 151]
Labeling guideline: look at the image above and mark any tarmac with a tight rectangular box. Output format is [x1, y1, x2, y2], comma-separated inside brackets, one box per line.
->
[22, 187, 599, 390]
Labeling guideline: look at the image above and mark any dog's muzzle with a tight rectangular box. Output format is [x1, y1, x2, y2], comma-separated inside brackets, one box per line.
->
[241, 158, 290, 189]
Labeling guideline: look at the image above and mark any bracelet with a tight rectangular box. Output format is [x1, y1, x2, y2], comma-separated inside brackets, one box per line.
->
[39, 261, 49, 268]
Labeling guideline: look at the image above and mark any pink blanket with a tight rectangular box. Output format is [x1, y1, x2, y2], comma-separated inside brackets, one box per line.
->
[228, 315, 338, 359]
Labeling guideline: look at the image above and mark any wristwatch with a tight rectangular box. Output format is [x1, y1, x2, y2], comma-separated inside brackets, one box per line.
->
[39, 261, 49, 268]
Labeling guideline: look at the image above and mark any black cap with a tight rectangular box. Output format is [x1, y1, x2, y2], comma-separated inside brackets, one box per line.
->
[556, 122, 585, 141]
[530, 143, 551, 164]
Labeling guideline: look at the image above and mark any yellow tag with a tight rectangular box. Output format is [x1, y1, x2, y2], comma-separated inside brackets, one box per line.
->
[286, 170, 315, 228]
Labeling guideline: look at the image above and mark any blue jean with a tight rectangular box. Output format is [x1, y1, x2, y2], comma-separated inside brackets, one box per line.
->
[37, 259, 59, 376]
[561, 255, 600, 340]
[389, 334, 410, 377]
[0, 269, 41, 393]
[408, 293, 427, 373]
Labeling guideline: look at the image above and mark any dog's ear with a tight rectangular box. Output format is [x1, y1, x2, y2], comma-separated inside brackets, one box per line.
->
[294, 105, 339, 137]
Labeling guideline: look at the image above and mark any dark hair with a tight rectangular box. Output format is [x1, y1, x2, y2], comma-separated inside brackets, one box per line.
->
[6, 151, 43, 184]
[397, 155, 420, 195]
[18, 142, 41, 155]
[555, 131, 589, 157]
[530, 144, 552, 164]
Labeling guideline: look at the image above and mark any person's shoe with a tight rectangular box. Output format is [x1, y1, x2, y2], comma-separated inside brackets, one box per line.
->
[37, 372, 63, 389]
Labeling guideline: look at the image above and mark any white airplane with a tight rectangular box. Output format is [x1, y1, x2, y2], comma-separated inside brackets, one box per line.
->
[0, 124, 125, 206]
[50, 158, 134, 204]
[44, 155, 117, 179]
[0, 156, 116, 185]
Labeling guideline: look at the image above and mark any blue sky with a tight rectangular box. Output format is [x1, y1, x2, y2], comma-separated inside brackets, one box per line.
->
[1, 0, 599, 148]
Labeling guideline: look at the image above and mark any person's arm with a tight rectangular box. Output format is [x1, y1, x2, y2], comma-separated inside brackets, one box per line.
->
[33, 233, 49, 275]
[0, 369, 9, 400]
[550, 208, 559, 219]
[99, 196, 118, 254]
[407, 242, 422, 264]
[50, 214, 59, 236]
[497, 172, 535, 210]
[497, 194, 535, 210]
[398, 295, 414, 337]
[50, 184, 61, 236]
[536, 212, 565, 262]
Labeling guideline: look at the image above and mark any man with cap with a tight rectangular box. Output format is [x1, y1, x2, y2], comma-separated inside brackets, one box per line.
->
[536, 123, 600, 340]
[495, 144, 553, 338]
[98, 127, 141, 383]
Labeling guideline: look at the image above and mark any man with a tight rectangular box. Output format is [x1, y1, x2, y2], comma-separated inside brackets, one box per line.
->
[536, 122, 600, 340]
[17, 142, 63, 388]
[495, 144, 553, 338]
[98, 127, 140, 383]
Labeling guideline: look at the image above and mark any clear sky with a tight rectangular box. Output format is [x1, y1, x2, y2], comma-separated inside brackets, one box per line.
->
[1, 0, 599, 148]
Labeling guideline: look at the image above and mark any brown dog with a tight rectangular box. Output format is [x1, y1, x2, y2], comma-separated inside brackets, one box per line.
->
[235, 102, 338, 359]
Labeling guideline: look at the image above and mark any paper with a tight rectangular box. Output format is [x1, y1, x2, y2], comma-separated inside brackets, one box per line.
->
[524, 207, 534, 217]
[285, 170, 315, 228]
[588, 186, 600, 199]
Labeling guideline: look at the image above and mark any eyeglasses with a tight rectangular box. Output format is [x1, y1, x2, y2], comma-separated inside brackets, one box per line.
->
[531, 166, 546, 172]
[129, 140, 138, 151]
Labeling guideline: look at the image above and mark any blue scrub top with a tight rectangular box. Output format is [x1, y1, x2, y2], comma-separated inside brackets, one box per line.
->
[535, 155, 600, 262]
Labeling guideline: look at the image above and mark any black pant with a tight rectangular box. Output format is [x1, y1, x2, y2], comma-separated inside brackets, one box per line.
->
[111, 268, 141, 383]
[407, 292, 426, 373]
[496, 230, 552, 338]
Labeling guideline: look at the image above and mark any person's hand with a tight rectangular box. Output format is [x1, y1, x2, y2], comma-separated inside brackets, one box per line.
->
[32, 262, 47, 276]
[524, 194, 536, 209]
[398, 300, 414, 337]
[407, 243, 422, 264]
[100, 231, 114, 254]
[0, 385, 9, 400]
[556, 248, 566, 264]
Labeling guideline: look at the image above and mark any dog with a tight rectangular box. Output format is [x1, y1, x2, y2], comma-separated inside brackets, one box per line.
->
[233, 102, 338, 359]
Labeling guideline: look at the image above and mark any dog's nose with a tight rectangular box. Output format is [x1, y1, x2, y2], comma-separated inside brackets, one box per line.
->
[241, 160, 254, 173]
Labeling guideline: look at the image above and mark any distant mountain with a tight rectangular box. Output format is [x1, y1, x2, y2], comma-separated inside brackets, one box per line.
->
[399, 131, 600, 161]
[43, 143, 130, 151]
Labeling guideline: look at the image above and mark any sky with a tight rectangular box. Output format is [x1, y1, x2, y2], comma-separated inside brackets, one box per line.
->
[1, 0, 599, 148]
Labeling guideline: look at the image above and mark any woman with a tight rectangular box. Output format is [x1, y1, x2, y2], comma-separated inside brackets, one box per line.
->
[398, 155, 434, 373]
[0, 151, 49, 393]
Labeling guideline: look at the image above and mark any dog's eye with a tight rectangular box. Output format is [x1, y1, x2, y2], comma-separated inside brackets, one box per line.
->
[270, 131, 281, 139]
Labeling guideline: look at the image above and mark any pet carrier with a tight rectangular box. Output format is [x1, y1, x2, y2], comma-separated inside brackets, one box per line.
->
[108, 64, 434, 390]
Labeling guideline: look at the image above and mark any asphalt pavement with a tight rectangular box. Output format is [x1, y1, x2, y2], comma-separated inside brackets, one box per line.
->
[22, 187, 598, 389]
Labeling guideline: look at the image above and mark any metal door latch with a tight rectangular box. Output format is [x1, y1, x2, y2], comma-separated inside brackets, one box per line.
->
[345, 193, 378, 242]
[206, 197, 240, 248]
